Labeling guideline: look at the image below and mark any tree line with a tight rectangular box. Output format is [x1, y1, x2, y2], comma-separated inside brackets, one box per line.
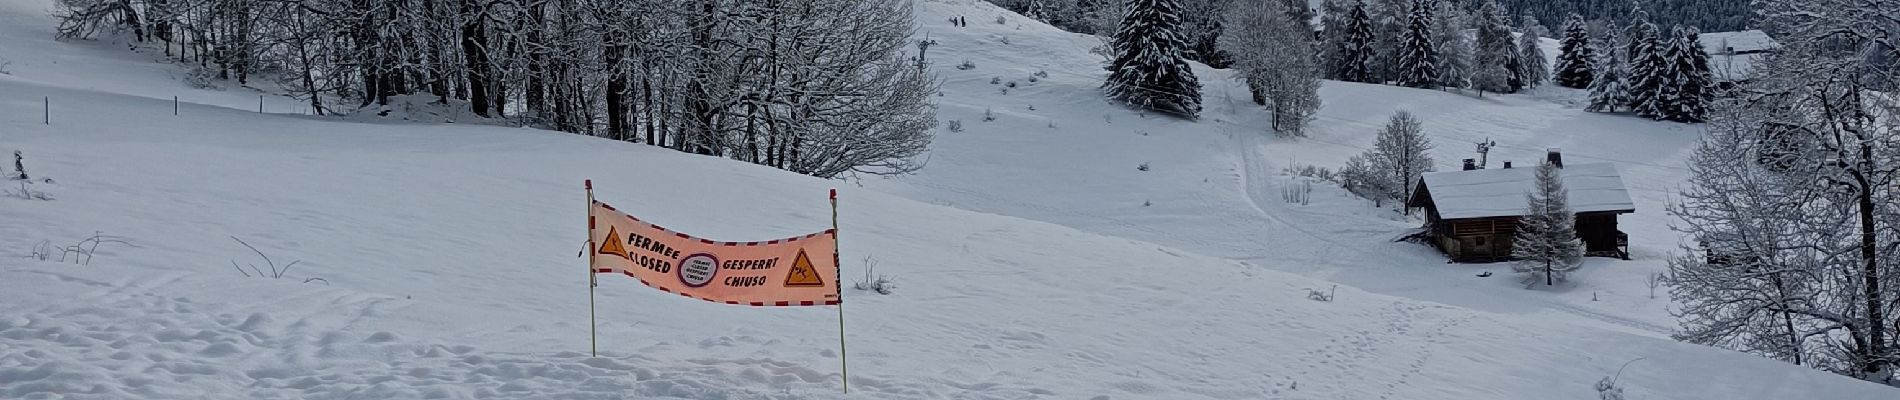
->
[1572, 9, 1714, 123]
[1320, 0, 1550, 96]
[52, 0, 938, 178]
[1099, 0, 1320, 136]
[1490, 0, 1754, 37]
[998, 0, 1750, 70]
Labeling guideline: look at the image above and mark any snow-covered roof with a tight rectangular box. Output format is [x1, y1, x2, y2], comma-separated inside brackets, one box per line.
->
[1700, 30, 1781, 55]
[1415, 163, 1635, 220]
[1708, 53, 1763, 82]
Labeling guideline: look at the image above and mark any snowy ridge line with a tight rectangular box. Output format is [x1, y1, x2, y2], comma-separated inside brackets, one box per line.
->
[595, 200, 835, 246]
[591, 267, 840, 307]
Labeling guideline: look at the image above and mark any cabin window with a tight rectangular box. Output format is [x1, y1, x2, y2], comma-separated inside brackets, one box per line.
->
[1474, 236, 1488, 246]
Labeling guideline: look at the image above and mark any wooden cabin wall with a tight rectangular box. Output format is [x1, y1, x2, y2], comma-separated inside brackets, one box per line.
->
[1575, 212, 1621, 252]
[1443, 217, 1519, 261]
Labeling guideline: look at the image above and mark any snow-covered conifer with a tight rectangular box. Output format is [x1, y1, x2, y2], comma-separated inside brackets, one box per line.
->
[1511, 160, 1582, 287]
[1471, 0, 1518, 95]
[1516, 16, 1549, 90]
[1319, 0, 1353, 80]
[1337, 1, 1377, 83]
[1586, 33, 1629, 113]
[1660, 26, 1712, 123]
[1430, 0, 1471, 90]
[1395, 0, 1438, 88]
[1550, 14, 1596, 89]
[1367, 0, 1412, 84]
[1623, 13, 1672, 119]
[1553, 14, 1595, 88]
[1105, 0, 1203, 118]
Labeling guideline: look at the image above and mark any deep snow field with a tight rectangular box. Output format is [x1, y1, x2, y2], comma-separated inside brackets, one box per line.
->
[2, 0, 1895, 399]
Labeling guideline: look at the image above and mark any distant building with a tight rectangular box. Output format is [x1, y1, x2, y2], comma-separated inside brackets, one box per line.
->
[1698, 30, 1783, 84]
[1405, 150, 1635, 262]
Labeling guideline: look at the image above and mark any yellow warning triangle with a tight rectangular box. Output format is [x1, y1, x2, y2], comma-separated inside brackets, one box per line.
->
[597, 226, 630, 260]
[783, 249, 825, 287]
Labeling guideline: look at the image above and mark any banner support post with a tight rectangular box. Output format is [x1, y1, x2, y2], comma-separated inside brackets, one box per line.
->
[831, 188, 848, 394]
[586, 180, 598, 358]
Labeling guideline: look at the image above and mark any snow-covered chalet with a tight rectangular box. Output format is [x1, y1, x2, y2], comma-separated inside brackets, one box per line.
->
[1405, 150, 1635, 262]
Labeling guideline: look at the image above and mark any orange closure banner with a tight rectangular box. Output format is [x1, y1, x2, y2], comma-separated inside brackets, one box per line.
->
[590, 200, 840, 306]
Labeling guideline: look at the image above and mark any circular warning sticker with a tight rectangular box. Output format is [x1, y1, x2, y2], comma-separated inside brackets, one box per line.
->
[678, 253, 719, 287]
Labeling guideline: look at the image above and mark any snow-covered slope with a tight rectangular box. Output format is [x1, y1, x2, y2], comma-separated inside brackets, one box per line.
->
[1, 0, 1895, 399]
[873, 0, 1694, 338]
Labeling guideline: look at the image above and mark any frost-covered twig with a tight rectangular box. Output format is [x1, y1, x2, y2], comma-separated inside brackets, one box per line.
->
[231, 236, 318, 282]
[1306, 285, 1336, 302]
[854, 255, 896, 295]
[45, 232, 132, 265]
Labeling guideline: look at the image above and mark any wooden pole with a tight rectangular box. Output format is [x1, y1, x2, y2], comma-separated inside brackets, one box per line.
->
[586, 180, 599, 357]
[43, 96, 48, 125]
[174, 96, 179, 116]
[259, 95, 264, 113]
[831, 188, 848, 394]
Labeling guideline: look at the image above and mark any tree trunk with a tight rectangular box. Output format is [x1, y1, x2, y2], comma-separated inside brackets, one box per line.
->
[525, 6, 546, 120]
[605, 41, 627, 140]
[1853, 151, 1886, 376]
[461, 0, 491, 117]
[1772, 272, 1803, 366]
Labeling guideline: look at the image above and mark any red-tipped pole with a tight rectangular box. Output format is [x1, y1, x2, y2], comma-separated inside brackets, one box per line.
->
[829, 187, 846, 393]
[584, 179, 597, 357]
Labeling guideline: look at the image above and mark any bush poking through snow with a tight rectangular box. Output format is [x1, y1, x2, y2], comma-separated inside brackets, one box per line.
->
[1033, 69, 1049, 78]
[990, 76, 1001, 85]
[1282, 178, 1311, 205]
[1646, 272, 1663, 299]
[1306, 285, 1337, 302]
[1597, 358, 1643, 400]
[229, 236, 323, 284]
[1282, 163, 1336, 182]
[946, 120, 963, 132]
[956, 60, 976, 70]
[32, 232, 132, 265]
[854, 256, 895, 295]
[1137, 162, 1150, 172]
[1595, 376, 1624, 400]
[983, 108, 995, 122]
[183, 66, 222, 90]
[1005, 81, 1018, 88]
[994, 15, 1006, 24]
[6, 181, 52, 201]
[12, 150, 27, 180]
[29, 240, 53, 261]
[0, 57, 11, 75]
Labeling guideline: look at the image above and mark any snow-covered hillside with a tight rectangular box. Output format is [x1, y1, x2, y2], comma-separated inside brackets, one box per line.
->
[874, 0, 1692, 337]
[2, 0, 1895, 399]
